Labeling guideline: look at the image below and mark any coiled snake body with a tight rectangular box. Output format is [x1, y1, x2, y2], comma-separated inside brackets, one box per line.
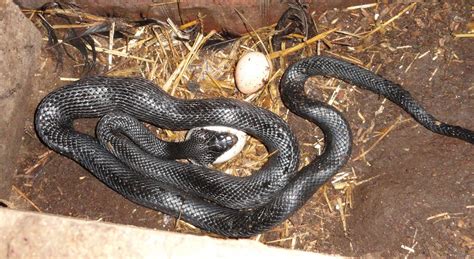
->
[35, 56, 474, 237]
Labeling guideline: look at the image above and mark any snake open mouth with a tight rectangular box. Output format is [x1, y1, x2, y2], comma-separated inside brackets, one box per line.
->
[186, 126, 247, 165]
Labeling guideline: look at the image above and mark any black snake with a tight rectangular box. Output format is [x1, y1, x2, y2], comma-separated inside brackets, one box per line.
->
[35, 56, 474, 237]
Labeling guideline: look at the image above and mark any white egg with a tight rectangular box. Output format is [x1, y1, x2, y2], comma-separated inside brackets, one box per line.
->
[235, 51, 271, 94]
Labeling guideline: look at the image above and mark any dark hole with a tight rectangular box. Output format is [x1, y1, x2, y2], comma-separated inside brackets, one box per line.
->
[0, 200, 8, 208]
[73, 118, 100, 136]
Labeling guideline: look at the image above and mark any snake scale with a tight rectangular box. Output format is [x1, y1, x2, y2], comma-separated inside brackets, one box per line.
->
[35, 56, 474, 237]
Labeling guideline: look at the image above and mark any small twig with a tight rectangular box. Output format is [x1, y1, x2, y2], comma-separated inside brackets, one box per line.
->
[345, 3, 378, 11]
[179, 19, 201, 30]
[323, 186, 333, 213]
[162, 30, 216, 94]
[354, 174, 381, 186]
[108, 21, 115, 70]
[269, 27, 339, 59]
[362, 3, 417, 38]
[51, 23, 99, 29]
[404, 52, 420, 73]
[453, 33, 474, 38]
[60, 77, 80, 81]
[426, 212, 464, 223]
[23, 150, 54, 175]
[37, 8, 106, 22]
[265, 233, 307, 244]
[325, 51, 364, 65]
[336, 198, 347, 234]
[353, 116, 410, 161]
[12, 185, 42, 212]
[91, 46, 154, 63]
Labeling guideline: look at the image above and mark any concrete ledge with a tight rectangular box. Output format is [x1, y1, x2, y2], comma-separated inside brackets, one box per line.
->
[0, 209, 339, 258]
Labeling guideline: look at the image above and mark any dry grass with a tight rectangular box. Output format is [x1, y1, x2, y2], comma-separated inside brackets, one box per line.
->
[20, 1, 432, 249]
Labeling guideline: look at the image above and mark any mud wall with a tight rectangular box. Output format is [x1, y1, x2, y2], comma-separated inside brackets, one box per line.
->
[0, 0, 42, 200]
[15, 0, 370, 34]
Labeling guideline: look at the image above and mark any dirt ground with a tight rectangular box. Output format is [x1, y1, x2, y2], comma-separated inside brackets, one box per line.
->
[9, 1, 473, 257]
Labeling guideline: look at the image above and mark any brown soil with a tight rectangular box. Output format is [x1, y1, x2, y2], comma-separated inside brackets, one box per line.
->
[10, 1, 473, 257]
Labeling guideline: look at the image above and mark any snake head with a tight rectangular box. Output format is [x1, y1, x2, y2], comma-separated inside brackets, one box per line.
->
[185, 128, 239, 166]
